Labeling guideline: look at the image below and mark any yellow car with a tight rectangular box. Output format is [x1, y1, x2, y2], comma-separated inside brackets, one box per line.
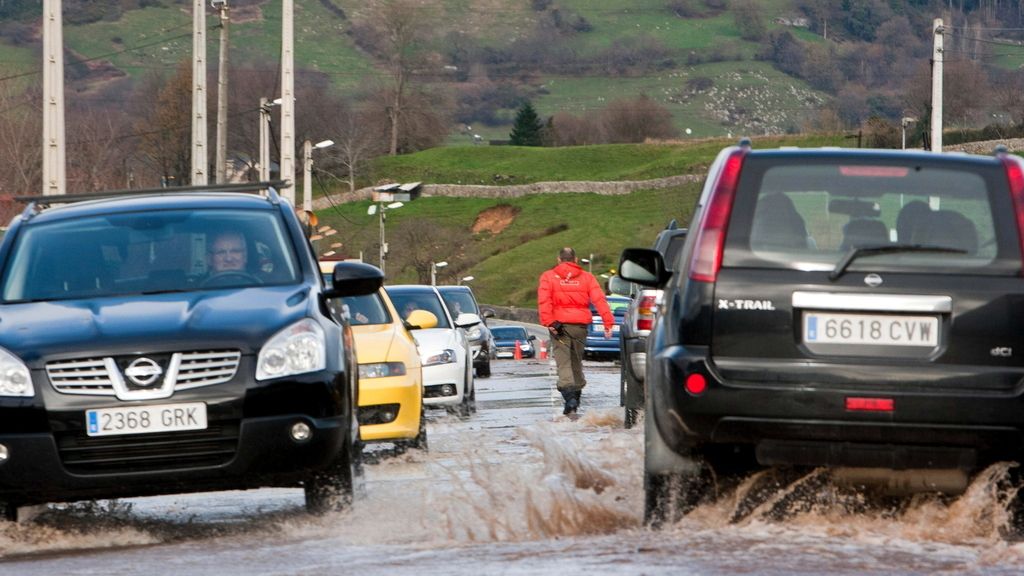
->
[320, 261, 437, 451]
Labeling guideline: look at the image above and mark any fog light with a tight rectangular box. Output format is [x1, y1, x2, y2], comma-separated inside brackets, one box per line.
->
[684, 373, 706, 396]
[0, 444, 7, 464]
[290, 422, 312, 442]
[442, 384, 457, 397]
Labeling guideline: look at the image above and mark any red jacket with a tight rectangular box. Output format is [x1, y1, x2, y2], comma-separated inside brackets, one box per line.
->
[537, 261, 613, 329]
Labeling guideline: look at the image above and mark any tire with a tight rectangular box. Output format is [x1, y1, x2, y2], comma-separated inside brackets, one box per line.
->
[477, 355, 491, 378]
[623, 368, 644, 430]
[304, 435, 361, 515]
[1, 502, 17, 522]
[644, 469, 705, 527]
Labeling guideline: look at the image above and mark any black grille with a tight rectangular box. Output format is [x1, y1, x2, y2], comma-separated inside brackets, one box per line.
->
[55, 422, 240, 475]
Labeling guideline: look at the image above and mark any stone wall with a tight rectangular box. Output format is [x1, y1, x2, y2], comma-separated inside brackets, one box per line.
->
[312, 174, 702, 210]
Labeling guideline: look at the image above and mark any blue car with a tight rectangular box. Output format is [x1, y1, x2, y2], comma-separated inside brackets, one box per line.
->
[583, 295, 631, 360]
[490, 325, 536, 359]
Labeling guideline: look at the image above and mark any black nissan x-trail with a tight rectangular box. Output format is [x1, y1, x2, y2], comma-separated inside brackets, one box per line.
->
[0, 183, 382, 521]
[620, 142, 1024, 525]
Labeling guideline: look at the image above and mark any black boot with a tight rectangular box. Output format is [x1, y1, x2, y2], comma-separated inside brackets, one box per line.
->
[561, 389, 579, 415]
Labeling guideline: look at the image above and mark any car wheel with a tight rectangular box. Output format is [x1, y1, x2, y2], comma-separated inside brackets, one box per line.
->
[623, 369, 644, 430]
[304, 433, 361, 515]
[477, 355, 491, 378]
[1, 502, 17, 522]
[644, 469, 706, 527]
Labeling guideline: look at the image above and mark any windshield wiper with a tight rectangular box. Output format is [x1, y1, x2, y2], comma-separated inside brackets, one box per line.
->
[830, 244, 966, 281]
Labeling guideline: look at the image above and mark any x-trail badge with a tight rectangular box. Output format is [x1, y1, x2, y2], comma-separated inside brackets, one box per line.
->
[124, 358, 163, 387]
[864, 273, 883, 287]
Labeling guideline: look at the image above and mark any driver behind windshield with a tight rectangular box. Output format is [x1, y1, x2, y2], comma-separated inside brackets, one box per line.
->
[208, 231, 248, 275]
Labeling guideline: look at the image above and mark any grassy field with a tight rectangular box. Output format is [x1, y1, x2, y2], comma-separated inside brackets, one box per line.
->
[318, 134, 851, 307]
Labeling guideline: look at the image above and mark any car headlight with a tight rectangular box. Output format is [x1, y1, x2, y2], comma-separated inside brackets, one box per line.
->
[423, 349, 457, 366]
[520, 343, 531, 350]
[466, 327, 483, 340]
[359, 362, 406, 379]
[0, 347, 31, 397]
[256, 319, 326, 381]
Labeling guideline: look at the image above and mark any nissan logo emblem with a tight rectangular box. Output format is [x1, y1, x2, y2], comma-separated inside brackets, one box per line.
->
[124, 358, 163, 387]
[864, 273, 883, 287]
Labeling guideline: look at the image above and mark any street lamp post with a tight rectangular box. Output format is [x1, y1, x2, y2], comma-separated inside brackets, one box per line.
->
[901, 117, 917, 150]
[369, 201, 404, 277]
[303, 138, 334, 211]
[431, 260, 448, 286]
[258, 97, 281, 182]
[459, 275, 474, 285]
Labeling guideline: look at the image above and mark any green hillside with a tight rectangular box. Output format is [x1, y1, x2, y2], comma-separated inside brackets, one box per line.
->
[317, 134, 849, 307]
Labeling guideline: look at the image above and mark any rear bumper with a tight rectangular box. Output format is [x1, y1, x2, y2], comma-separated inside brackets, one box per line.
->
[649, 344, 1024, 471]
[584, 337, 620, 358]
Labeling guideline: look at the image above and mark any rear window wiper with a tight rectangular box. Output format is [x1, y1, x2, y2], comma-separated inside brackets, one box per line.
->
[830, 244, 967, 281]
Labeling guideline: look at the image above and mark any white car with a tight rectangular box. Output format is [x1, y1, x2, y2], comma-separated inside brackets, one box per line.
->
[385, 285, 478, 418]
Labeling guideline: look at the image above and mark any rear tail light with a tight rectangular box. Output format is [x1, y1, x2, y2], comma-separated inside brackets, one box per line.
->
[1001, 154, 1024, 271]
[845, 397, 894, 412]
[689, 148, 748, 283]
[635, 293, 657, 332]
[684, 373, 706, 395]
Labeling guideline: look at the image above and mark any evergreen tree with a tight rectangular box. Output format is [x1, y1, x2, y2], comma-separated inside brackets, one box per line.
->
[509, 101, 544, 146]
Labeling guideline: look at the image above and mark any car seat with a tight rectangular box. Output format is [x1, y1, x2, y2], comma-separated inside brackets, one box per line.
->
[925, 210, 978, 254]
[751, 193, 813, 250]
[896, 200, 932, 244]
[840, 218, 889, 251]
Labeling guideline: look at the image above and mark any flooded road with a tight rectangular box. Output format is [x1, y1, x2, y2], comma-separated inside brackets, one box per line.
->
[3, 357, 1024, 575]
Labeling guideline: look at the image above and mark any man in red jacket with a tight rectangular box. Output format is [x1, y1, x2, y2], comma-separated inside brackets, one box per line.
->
[537, 247, 613, 417]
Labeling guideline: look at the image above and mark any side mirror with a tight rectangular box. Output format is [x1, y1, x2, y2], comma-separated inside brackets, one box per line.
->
[454, 312, 482, 328]
[618, 248, 668, 288]
[607, 274, 633, 297]
[482, 308, 495, 319]
[405, 309, 438, 330]
[528, 334, 537, 341]
[323, 261, 383, 298]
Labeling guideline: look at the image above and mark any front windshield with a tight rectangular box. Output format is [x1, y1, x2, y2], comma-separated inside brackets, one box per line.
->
[386, 290, 451, 329]
[439, 290, 477, 318]
[2, 208, 300, 302]
[491, 326, 527, 340]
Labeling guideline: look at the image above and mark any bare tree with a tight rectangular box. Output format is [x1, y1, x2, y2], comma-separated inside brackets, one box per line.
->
[356, 0, 441, 155]
[600, 95, 679, 143]
[132, 62, 192, 187]
[0, 81, 41, 195]
[66, 104, 133, 191]
[334, 107, 383, 192]
[389, 217, 472, 283]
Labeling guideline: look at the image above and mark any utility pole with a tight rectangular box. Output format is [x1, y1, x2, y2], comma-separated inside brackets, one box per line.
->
[280, 0, 296, 203]
[931, 18, 944, 153]
[259, 97, 270, 182]
[192, 0, 208, 185]
[42, 0, 66, 196]
[214, 0, 229, 183]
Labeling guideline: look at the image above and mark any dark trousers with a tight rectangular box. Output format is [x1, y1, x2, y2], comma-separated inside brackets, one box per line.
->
[551, 323, 588, 392]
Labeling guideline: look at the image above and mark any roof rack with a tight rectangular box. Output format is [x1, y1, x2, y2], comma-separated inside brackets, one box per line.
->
[13, 180, 289, 206]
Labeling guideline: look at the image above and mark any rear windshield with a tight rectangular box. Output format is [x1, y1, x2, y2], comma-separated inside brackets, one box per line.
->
[724, 157, 1018, 274]
[2, 208, 300, 302]
[385, 289, 451, 329]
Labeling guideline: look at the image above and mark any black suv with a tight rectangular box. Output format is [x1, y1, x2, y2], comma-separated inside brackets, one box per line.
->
[617, 220, 687, 429]
[0, 183, 381, 520]
[620, 142, 1024, 524]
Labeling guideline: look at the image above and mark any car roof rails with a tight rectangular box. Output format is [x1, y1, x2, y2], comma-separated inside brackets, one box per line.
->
[14, 180, 289, 221]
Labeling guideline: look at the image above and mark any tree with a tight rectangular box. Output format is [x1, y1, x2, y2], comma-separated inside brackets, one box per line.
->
[388, 217, 472, 283]
[132, 62, 192, 187]
[600, 95, 679, 143]
[509, 101, 544, 146]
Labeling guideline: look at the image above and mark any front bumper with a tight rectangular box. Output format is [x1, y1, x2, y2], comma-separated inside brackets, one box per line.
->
[0, 366, 353, 507]
[358, 375, 422, 442]
[649, 344, 1024, 471]
[421, 361, 464, 407]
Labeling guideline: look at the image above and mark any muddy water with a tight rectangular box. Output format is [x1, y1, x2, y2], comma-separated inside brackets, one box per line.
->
[3, 359, 1024, 575]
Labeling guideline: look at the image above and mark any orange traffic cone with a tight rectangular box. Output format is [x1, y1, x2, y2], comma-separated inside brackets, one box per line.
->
[513, 340, 523, 360]
[538, 339, 548, 360]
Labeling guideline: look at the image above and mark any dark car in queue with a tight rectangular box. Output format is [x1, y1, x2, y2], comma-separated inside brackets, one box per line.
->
[491, 325, 537, 359]
[0, 184, 382, 521]
[582, 295, 631, 360]
[617, 222, 688, 428]
[620, 142, 1024, 527]
[437, 285, 497, 378]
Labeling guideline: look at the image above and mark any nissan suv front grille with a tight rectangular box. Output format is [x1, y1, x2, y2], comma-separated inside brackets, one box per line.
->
[47, 350, 241, 398]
